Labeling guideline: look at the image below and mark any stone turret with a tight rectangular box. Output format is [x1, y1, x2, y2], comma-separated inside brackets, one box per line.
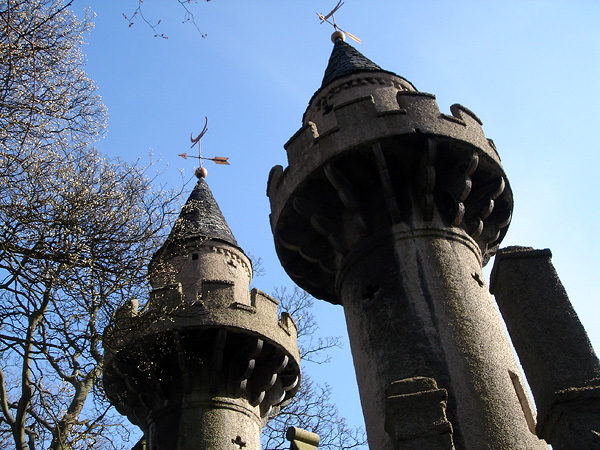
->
[490, 247, 600, 450]
[104, 178, 301, 450]
[268, 37, 545, 449]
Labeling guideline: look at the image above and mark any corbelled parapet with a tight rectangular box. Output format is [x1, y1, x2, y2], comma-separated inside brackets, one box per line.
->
[104, 179, 301, 450]
[103, 286, 300, 425]
[268, 53, 512, 303]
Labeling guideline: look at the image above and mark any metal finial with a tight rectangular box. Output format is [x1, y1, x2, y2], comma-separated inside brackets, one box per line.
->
[317, 1, 362, 45]
[179, 116, 230, 179]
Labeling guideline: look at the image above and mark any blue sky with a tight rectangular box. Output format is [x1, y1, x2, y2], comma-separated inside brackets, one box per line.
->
[76, 1, 600, 443]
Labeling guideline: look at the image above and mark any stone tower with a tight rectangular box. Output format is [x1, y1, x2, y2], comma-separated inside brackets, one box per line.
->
[267, 37, 547, 449]
[490, 247, 600, 450]
[104, 176, 301, 450]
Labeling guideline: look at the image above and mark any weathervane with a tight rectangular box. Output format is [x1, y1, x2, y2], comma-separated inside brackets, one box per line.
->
[179, 116, 229, 179]
[317, 1, 362, 44]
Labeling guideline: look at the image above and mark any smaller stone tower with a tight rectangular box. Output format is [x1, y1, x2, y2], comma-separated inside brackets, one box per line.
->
[104, 176, 301, 450]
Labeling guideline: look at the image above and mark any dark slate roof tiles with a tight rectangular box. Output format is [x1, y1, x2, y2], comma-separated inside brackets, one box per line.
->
[321, 39, 385, 87]
[167, 178, 238, 247]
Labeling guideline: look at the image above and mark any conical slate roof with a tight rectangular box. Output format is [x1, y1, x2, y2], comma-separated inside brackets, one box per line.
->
[167, 178, 238, 247]
[321, 39, 387, 87]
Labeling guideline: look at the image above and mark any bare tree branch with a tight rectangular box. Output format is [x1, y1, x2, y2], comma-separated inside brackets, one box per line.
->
[123, 0, 209, 39]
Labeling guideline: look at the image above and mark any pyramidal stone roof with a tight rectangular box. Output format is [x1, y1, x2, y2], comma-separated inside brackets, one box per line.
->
[321, 39, 389, 87]
[167, 178, 238, 247]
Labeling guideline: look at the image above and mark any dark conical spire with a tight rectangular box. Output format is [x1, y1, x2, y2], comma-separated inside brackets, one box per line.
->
[321, 39, 386, 87]
[167, 178, 238, 247]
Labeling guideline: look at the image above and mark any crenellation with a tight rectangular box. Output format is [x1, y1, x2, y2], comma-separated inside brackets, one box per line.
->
[114, 298, 139, 319]
[377, 108, 408, 118]
[332, 95, 378, 140]
[149, 283, 183, 313]
[307, 73, 416, 117]
[250, 288, 278, 307]
[284, 122, 319, 168]
[313, 124, 339, 144]
[440, 113, 466, 126]
[275, 141, 504, 257]
[449, 103, 483, 126]
[284, 122, 318, 151]
[278, 312, 297, 336]
[278, 90, 500, 216]
[231, 302, 256, 313]
[266, 165, 284, 198]
[202, 280, 235, 308]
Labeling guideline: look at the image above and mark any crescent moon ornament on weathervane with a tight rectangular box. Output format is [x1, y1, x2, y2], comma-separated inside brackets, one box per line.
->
[179, 116, 230, 179]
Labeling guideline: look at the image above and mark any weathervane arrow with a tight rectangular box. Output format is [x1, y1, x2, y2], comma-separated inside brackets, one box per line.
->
[178, 153, 230, 165]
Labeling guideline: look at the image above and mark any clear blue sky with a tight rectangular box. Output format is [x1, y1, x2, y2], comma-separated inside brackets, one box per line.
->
[77, 1, 600, 444]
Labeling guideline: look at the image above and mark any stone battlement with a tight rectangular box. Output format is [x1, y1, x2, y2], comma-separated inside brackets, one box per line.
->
[106, 286, 298, 364]
[289, 91, 497, 171]
[269, 89, 502, 232]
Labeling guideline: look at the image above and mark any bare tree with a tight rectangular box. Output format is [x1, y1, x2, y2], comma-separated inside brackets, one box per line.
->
[0, 144, 180, 450]
[0, 1, 181, 449]
[0, 0, 106, 181]
[262, 287, 367, 450]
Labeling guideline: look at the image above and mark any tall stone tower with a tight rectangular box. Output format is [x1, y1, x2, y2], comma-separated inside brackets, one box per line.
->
[104, 176, 301, 449]
[267, 36, 547, 449]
